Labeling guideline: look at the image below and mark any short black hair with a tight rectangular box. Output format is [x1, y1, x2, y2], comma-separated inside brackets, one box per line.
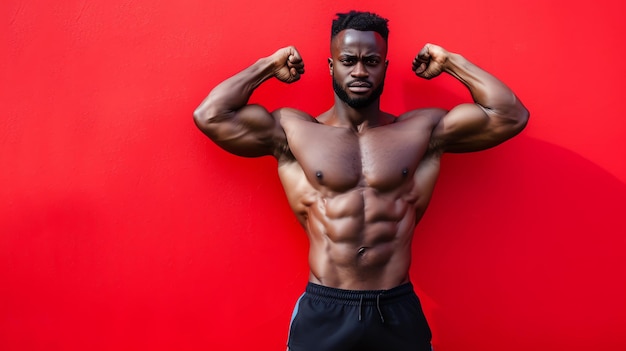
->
[331, 11, 390, 42]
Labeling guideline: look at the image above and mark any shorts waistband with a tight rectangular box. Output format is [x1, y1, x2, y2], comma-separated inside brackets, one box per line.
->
[305, 282, 414, 306]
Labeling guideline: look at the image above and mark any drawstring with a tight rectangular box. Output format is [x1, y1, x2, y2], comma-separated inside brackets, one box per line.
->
[305, 282, 414, 326]
[376, 293, 385, 323]
[358, 295, 363, 321]
[357, 293, 385, 324]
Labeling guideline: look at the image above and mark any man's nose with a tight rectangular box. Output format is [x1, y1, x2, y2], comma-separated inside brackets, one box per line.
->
[351, 62, 368, 78]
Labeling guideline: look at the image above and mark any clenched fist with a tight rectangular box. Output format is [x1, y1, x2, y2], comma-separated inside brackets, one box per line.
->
[412, 43, 450, 80]
[270, 46, 305, 83]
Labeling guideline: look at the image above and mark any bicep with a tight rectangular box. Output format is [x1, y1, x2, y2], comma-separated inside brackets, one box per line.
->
[431, 103, 523, 153]
[194, 104, 285, 158]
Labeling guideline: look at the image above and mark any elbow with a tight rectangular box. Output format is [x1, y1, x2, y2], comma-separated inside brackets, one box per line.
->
[193, 105, 211, 127]
[193, 105, 219, 138]
[193, 102, 222, 132]
[503, 97, 529, 135]
[496, 104, 529, 140]
[193, 102, 234, 140]
[515, 104, 530, 133]
[193, 107, 205, 129]
[502, 93, 530, 134]
[193, 91, 220, 126]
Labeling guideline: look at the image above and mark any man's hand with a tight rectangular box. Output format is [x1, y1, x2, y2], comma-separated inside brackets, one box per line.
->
[412, 43, 450, 80]
[270, 46, 305, 83]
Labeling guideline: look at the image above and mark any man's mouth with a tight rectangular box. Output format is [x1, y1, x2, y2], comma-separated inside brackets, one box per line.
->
[348, 81, 372, 93]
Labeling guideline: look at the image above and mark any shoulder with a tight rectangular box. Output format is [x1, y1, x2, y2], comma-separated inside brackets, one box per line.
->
[397, 107, 447, 124]
[270, 107, 316, 162]
[395, 107, 449, 155]
[272, 107, 315, 123]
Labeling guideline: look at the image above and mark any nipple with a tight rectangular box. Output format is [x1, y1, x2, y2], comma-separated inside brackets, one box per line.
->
[316, 171, 323, 179]
[402, 167, 409, 177]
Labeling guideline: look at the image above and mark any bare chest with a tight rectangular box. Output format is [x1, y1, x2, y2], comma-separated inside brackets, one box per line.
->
[281, 119, 431, 192]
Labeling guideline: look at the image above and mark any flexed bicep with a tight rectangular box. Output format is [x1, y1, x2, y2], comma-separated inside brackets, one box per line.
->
[412, 44, 529, 153]
[432, 102, 524, 153]
[193, 46, 306, 158]
[195, 104, 285, 157]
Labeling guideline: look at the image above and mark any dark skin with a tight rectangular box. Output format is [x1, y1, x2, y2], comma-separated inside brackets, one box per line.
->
[194, 29, 529, 290]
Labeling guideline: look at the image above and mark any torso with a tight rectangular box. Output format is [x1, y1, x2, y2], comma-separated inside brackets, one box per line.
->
[275, 108, 443, 290]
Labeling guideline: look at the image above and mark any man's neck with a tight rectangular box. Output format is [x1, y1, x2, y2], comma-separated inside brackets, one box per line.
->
[329, 98, 387, 132]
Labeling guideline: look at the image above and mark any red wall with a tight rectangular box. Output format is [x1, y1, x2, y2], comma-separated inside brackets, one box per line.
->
[2, 0, 625, 350]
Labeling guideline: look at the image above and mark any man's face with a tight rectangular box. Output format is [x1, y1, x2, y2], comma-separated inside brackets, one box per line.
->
[329, 29, 388, 109]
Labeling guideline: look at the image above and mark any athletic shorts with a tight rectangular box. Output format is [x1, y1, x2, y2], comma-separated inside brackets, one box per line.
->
[287, 282, 432, 351]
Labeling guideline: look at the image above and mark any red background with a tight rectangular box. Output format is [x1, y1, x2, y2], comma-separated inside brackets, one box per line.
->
[2, 0, 625, 350]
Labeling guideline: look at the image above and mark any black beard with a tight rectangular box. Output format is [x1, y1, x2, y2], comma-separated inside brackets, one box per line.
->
[333, 77, 384, 109]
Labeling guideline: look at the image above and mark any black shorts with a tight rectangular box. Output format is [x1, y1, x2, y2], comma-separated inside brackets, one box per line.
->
[287, 282, 432, 351]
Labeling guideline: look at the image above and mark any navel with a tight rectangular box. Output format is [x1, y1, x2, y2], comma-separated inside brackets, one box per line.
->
[357, 247, 367, 256]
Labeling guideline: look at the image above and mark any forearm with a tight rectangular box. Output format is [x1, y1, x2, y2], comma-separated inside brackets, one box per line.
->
[194, 56, 276, 120]
[444, 53, 526, 118]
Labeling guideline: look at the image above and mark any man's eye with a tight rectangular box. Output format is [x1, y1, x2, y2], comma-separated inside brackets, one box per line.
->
[341, 59, 355, 65]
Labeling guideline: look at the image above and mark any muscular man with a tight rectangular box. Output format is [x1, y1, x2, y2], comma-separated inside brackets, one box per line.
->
[194, 11, 528, 351]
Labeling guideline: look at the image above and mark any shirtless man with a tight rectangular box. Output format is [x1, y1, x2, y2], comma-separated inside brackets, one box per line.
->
[193, 10, 528, 351]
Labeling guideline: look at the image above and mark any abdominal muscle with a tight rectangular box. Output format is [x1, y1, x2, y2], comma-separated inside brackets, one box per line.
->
[277, 155, 427, 291]
[305, 187, 419, 290]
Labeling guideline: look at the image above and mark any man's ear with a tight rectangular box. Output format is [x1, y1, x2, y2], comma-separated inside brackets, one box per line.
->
[328, 58, 333, 76]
